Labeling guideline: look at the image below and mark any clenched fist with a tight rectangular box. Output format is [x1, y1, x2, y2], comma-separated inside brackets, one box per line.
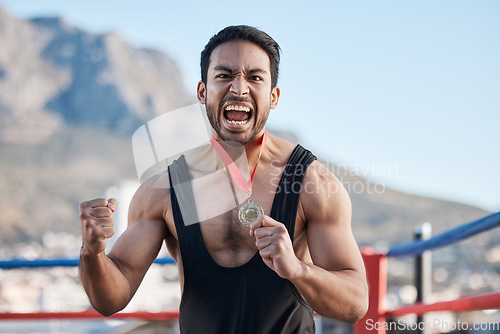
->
[79, 198, 117, 256]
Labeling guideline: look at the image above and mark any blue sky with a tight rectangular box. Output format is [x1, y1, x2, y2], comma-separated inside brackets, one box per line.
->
[1, 0, 498, 212]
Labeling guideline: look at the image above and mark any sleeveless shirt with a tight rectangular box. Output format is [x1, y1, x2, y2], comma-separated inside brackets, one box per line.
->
[168, 145, 317, 334]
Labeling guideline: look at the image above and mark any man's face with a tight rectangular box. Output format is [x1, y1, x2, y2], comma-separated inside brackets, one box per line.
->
[197, 41, 280, 145]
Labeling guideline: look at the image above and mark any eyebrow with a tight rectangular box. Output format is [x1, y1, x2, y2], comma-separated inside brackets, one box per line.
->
[213, 65, 268, 75]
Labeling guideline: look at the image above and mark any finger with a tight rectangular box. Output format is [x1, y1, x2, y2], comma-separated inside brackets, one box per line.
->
[255, 236, 274, 250]
[81, 216, 114, 232]
[253, 227, 275, 240]
[80, 200, 107, 219]
[83, 227, 115, 246]
[107, 198, 118, 212]
[80, 198, 109, 213]
[82, 217, 112, 233]
[89, 207, 114, 218]
[259, 244, 277, 260]
[249, 215, 278, 236]
[93, 217, 115, 228]
[249, 215, 262, 236]
[88, 198, 109, 208]
[101, 226, 116, 239]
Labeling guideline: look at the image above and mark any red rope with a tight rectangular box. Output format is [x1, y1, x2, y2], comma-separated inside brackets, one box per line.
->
[386, 291, 500, 317]
[0, 310, 179, 321]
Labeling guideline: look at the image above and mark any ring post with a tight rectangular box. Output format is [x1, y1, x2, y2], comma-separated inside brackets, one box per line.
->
[415, 223, 432, 334]
[354, 247, 387, 334]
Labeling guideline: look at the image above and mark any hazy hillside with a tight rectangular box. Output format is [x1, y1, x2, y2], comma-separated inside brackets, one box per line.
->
[0, 6, 193, 244]
[0, 6, 492, 249]
[0, 6, 194, 145]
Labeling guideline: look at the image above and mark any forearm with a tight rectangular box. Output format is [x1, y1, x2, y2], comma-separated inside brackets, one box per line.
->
[292, 261, 368, 323]
[79, 250, 132, 316]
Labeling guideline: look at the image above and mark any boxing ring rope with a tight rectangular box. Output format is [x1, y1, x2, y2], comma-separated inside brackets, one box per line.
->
[0, 256, 179, 322]
[1, 212, 499, 333]
[0, 310, 179, 321]
[0, 256, 176, 269]
[387, 291, 500, 318]
[386, 212, 500, 258]
[354, 211, 500, 334]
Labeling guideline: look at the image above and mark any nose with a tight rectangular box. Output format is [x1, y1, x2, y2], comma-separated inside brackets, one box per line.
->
[229, 76, 249, 96]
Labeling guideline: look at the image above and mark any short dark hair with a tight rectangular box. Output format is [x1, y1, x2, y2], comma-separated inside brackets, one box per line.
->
[200, 25, 281, 88]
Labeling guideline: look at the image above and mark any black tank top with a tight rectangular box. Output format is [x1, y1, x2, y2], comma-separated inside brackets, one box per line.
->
[168, 145, 317, 334]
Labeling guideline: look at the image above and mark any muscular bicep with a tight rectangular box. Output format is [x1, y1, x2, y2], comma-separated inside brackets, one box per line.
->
[107, 176, 169, 294]
[302, 162, 365, 274]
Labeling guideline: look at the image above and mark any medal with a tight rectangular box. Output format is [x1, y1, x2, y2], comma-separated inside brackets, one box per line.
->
[211, 132, 267, 227]
[238, 201, 264, 227]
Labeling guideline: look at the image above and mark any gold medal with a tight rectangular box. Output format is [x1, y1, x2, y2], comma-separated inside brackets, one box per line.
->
[238, 202, 264, 227]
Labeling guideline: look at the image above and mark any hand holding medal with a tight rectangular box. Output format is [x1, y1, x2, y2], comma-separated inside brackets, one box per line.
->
[211, 132, 267, 227]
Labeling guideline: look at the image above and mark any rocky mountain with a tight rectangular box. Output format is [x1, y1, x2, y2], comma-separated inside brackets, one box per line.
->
[0, 6, 493, 250]
[0, 6, 194, 145]
[0, 6, 194, 245]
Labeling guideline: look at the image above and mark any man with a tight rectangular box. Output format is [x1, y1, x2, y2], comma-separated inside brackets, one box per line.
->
[79, 25, 368, 333]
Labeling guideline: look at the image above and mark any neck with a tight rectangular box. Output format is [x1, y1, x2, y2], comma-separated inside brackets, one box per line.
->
[211, 129, 267, 171]
[243, 130, 267, 167]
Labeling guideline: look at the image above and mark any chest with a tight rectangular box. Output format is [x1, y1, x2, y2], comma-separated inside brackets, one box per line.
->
[197, 172, 281, 267]
[165, 147, 310, 267]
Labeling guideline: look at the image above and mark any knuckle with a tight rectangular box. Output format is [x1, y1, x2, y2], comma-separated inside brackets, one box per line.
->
[88, 225, 107, 241]
[80, 216, 93, 228]
[80, 210, 94, 222]
[83, 220, 97, 233]
[79, 208, 89, 219]
[278, 233, 288, 243]
[276, 242, 285, 251]
[79, 201, 89, 213]
[107, 229, 115, 238]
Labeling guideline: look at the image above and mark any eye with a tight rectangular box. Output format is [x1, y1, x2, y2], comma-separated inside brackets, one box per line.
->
[216, 73, 231, 79]
[249, 76, 263, 82]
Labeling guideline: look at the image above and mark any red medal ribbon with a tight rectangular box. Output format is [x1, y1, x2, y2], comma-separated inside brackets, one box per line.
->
[211, 132, 267, 194]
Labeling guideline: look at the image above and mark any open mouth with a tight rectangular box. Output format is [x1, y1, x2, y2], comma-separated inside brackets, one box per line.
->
[223, 104, 252, 126]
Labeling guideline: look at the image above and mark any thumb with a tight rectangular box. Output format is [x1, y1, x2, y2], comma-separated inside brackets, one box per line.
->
[107, 198, 118, 212]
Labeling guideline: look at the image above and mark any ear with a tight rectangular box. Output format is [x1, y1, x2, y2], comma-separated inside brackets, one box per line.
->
[197, 81, 207, 104]
[270, 86, 280, 109]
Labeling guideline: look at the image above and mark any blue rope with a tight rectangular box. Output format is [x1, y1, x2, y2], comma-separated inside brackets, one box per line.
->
[387, 212, 500, 258]
[3, 213, 500, 265]
[0, 256, 176, 269]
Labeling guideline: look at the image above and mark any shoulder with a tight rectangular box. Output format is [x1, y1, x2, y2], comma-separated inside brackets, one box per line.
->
[264, 132, 298, 165]
[300, 159, 352, 225]
[266, 132, 296, 152]
[129, 171, 171, 222]
[303, 160, 345, 193]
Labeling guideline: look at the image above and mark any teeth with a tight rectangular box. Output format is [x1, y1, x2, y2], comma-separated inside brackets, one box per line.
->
[226, 119, 249, 125]
[225, 105, 250, 112]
